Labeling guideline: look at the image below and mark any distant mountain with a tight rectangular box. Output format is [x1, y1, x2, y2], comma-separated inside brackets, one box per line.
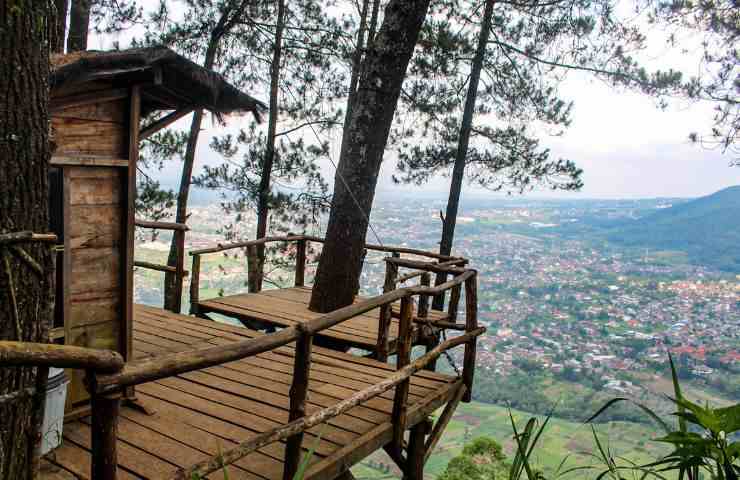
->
[607, 186, 740, 273]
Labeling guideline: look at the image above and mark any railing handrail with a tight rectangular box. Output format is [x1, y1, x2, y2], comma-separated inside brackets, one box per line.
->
[134, 219, 189, 231]
[385, 256, 468, 275]
[0, 341, 124, 373]
[174, 326, 485, 480]
[134, 219, 189, 313]
[94, 268, 476, 394]
[188, 234, 465, 262]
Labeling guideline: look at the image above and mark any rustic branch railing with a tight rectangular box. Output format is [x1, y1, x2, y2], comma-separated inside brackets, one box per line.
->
[133, 219, 189, 313]
[97, 266, 481, 480]
[0, 236, 482, 480]
[187, 235, 468, 330]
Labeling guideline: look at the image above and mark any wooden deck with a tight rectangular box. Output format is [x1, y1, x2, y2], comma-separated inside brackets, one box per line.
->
[197, 286, 452, 353]
[42, 304, 462, 480]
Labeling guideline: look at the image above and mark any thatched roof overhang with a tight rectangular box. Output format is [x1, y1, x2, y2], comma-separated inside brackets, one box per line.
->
[50, 47, 266, 121]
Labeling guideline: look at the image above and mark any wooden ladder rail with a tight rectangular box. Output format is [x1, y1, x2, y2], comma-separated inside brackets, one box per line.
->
[133, 219, 189, 313]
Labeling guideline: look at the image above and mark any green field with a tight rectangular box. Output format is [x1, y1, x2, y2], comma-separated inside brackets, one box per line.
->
[351, 401, 668, 479]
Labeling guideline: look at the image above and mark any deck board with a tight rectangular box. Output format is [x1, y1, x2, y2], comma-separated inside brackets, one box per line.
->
[44, 305, 461, 480]
[197, 286, 451, 354]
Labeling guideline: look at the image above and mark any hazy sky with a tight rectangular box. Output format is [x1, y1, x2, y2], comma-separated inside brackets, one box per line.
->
[90, 8, 740, 201]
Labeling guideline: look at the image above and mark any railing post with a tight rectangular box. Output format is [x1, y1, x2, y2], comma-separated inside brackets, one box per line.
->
[354, 248, 368, 296]
[391, 296, 413, 452]
[447, 284, 461, 322]
[431, 272, 448, 311]
[383, 252, 400, 293]
[247, 244, 260, 293]
[172, 229, 186, 314]
[418, 272, 430, 318]
[294, 239, 306, 287]
[91, 389, 120, 480]
[377, 257, 399, 361]
[284, 326, 312, 480]
[189, 254, 201, 315]
[462, 274, 478, 402]
[419, 273, 439, 372]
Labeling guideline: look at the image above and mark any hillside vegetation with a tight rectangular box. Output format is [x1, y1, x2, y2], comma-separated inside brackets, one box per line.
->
[606, 186, 740, 272]
[352, 401, 668, 479]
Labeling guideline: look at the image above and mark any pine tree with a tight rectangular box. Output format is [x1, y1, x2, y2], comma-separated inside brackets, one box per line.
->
[0, 2, 55, 478]
[68, 0, 91, 51]
[390, 0, 691, 306]
[309, 0, 433, 312]
[651, 0, 739, 158]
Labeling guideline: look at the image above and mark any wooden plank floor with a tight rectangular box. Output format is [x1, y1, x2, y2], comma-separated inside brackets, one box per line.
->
[197, 286, 452, 353]
[42, 305, 461, 480]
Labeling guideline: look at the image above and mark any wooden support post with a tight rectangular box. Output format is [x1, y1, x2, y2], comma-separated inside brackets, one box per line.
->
[171, 229, 186, 314]
[418, 272, 430, 319]
[405, 421, 428, 480]
[294, 239, 306, 287]
[431, 272, 448, 311]
[448, 284, 461, 322]
[284, 328, 312, 480]
[419, 273, 438, 372]
[354, 248, 368, 296]
[247, 244, 260, 293]
[189, 254, 201, 315]
[462, 274, 478, 402]
[424, 383, 466, 464]
[376, 257, 399, 361]
[383, 253, 400, 293]
[91, 393, 120, 480]
[392, 296, 414, 452]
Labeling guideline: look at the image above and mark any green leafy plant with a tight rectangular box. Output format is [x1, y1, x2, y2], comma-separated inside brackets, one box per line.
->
[589, 354, 740, 480]
[508, 408, 564, 480]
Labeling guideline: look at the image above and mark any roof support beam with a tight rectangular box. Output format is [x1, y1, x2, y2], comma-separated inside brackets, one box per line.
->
[139, 108, 193, 140]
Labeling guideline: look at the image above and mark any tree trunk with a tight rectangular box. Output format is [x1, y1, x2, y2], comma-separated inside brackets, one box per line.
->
[52, 0, 69, 53]
[254, 0, 286, 291]
[163, 34, 221, 311]
[339, 0, 370, 157]
[0, 2, 54, 479]
[68, 0, 91, 52]
[432, 0, 495, 310]
[367, 0, 381, 46]
[309, 0, 432, 313]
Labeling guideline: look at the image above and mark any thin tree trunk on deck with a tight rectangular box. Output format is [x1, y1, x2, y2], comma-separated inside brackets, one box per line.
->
[68, 0, 90, 52]
[254, 0, 286, 292]
[0, 2, 55, 478]
[309, 0, 433, 313]
[432, 0, 495, 310]
[163, 36, 221, 311]
[52, 0, 69, 53]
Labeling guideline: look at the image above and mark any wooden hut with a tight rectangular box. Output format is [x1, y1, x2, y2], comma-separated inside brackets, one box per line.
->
[48, 47, 265, 413]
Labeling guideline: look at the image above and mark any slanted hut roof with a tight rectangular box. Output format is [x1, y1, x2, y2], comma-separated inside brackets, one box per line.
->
[51, 47, 266, 120]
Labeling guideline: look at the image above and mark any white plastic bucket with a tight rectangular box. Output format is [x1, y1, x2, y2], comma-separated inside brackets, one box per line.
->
[41, 367, 69, 455]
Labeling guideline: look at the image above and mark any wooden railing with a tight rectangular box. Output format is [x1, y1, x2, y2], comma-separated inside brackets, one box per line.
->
[0, 265, 483, 480]
[133, 219, 189, 313]
[190, 235, 468, 338]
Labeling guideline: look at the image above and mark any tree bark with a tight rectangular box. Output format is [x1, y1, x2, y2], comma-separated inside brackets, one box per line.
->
[0, 2, 54, 479]
[432, 0, 495, 310]
[309, 0, 432, 313]
[68, 0, 90, 52]
[163, 32, 221, 311]
[52, 0, 69, 53]
[163, 1, 254, 310]
[254, 0, 286, 291]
